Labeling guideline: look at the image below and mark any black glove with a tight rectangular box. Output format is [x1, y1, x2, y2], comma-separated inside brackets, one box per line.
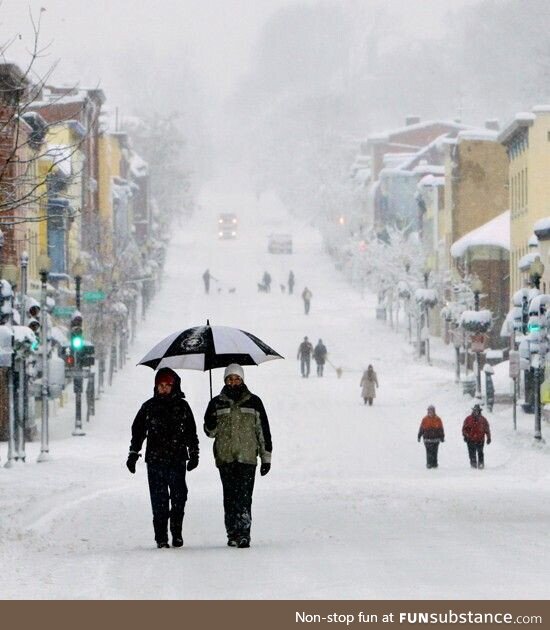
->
[417, 437, 421, 443]
[126, 452, 140, 474]
[464, 437, 468, 443]
[441, 438, 445, 443]
[187, 454, 199, 471]
[487, 438, 491, 445]
[260, 462, 271, 476]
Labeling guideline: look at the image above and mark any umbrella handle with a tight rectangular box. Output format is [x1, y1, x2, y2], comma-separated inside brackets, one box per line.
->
[209, 368, 212, 400]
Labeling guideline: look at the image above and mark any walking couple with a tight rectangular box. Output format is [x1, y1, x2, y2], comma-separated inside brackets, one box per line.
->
[126, 364, 272, 549]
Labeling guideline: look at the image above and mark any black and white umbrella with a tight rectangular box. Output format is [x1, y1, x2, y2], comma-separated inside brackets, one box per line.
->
[138, 323, 283, 396]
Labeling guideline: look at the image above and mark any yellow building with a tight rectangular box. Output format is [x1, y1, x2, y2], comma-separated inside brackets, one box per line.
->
[499, 107, 550, 295]
[98, 134, 119, 262]
[38, 121, 85, 279]
[443, 129, 509, 275]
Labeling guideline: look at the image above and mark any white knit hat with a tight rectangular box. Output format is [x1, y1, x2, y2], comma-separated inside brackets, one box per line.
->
[224, 363, 244, 381]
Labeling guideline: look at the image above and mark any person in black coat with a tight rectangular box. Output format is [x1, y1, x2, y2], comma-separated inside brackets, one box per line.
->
[127, 368, 199, 548]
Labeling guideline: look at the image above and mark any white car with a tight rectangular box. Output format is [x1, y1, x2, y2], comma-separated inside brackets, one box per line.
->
[268, 233, 293, 254]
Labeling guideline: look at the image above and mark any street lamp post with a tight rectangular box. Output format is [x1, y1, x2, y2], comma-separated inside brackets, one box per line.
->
[37, 254, 52, 463]
[17, 251, 29, 462]
[71, 259, 87, 437]
[3, 264, 18, 468]
[472, 276, 483, 399]
[530, 257, 546, 441]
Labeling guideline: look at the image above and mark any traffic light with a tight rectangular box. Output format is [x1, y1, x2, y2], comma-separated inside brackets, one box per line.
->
[80, 342, 95, 367]
[70, 313, 84, 352]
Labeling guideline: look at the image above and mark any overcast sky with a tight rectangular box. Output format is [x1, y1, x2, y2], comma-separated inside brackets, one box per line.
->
[1, 0, 478, 116]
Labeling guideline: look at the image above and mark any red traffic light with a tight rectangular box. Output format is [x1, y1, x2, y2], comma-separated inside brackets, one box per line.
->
[65, 354, 75, 367]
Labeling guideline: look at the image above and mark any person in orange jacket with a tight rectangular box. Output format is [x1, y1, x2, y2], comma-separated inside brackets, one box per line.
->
[417, 405, 445, 468]
[462, 404, 491, 469]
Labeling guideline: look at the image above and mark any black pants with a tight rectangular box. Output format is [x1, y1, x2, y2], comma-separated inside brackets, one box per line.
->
[219, 462, 256, 542]
[147, 464, 188, 543]
[467, 442, 485, 468]
[424, 442, 439, 468]
[304, 300, 310, 314]
[300, 356, 311, 377]
[316, 362, 324, 376]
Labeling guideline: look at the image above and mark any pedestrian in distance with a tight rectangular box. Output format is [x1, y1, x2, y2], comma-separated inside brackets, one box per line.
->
[203, 364, 272, 549]
[288, 271, 295, 295]
[297, 336, 314, 378]
[302, 286, 312, 314]
[313, 339, 328, 377]
[202, 269, 217, 294]
[417, 405, 445, 469]
[127, 368, 199, 548]
[262, 271, 272, 293]
[360, 364, 378, 405]
[484, 364, 495, 412]
[462, 404, 491, 469]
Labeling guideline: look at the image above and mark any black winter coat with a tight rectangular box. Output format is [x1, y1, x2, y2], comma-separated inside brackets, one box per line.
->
[129, 370, 199, 466]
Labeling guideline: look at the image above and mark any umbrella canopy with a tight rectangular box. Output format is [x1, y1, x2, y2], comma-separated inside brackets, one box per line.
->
[138, 324, 283, 371]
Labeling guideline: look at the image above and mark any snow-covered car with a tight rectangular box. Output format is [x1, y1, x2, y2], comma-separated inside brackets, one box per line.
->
[218, 212, 238, 239]
[268, 233, 292, 254]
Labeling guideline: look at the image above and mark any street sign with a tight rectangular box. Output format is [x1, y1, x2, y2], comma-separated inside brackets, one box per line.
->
[471, 333, 486, 353]
[82, 291, 105, 302]
[509, 350, 521, 378]
[52, 306, 74, 318]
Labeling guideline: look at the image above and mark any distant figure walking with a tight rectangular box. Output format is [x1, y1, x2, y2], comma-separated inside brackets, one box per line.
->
[288, 271, 295, 295]
[202, 269, 217, 294]
[262, 271, 272, 293]
[360, 365, 378, 405]
[313, 339, 328, 377]
[297, 336, 313, 378]
[462, 404, 491, 469]
[417, 405, 445, 469]
[302, 287, 312, 315]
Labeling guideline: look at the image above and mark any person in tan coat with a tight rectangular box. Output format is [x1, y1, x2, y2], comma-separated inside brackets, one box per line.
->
[417, 405, 445, 469]
[360, 365, 378, 405]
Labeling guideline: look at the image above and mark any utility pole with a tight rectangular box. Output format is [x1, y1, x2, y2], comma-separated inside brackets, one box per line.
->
[37, 255, 51, 463]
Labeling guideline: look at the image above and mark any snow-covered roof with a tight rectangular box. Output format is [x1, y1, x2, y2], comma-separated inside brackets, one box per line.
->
[450, 210, 510, 258]
[532, 105, 550, 114]
[413, 164, 444, 176]
[457, 129, 499, 142]
[367, 120, 469, 145]
[528, 234, 539, 247]
[534, 217, 550, 241]
[418, 174, 445, 188]
[498, 113, 536, 144]
[518, 252, 540, 271]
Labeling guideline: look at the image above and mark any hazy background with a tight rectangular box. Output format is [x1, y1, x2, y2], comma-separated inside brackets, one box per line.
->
[2, 0, 549, 205]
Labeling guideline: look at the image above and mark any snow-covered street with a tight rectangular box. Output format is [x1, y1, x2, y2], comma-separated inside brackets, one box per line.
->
[1, 182, 549, 599]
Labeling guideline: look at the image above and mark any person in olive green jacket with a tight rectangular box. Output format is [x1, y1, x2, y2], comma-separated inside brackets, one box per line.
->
[204, 364, 272, 548]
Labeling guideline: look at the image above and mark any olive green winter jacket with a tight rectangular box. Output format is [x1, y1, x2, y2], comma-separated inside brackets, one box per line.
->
[204, 385, 272, 467]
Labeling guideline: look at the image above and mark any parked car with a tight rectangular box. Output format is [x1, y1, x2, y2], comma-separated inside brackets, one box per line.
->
[218, 213, 238, 239]
[268, 233, 292, 254]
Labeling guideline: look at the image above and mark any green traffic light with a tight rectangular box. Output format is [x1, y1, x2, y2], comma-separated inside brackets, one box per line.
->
[528, 324, 541, 332]
[71, 336, 84, 350]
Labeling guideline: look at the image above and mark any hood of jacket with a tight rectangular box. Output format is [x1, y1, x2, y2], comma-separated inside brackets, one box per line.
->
[153, 367, 185, 398]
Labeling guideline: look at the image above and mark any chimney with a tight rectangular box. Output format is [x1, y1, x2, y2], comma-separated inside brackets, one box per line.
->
[485, 119, 500, 131]
[405, 115, 421, 126]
